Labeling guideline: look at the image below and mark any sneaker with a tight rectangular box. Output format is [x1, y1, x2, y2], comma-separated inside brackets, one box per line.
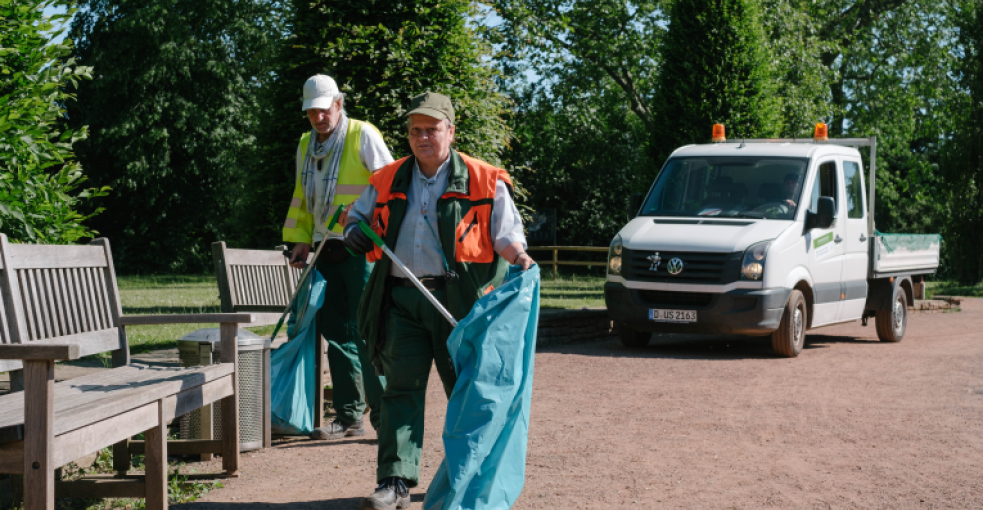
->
[360, 477, 410, 510]
[310, 418, 365, 440]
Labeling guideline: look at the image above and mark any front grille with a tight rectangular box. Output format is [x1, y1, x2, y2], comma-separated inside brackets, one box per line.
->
[624, 248, 740, 284]
[639, 290, 714, 307]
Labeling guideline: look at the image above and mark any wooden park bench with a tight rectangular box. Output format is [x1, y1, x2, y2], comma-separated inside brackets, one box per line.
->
[0, 235, 252, 509]
[210, 242, 329, 429]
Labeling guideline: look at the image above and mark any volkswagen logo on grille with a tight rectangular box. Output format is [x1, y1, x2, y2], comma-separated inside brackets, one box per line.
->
[667, 257, 684, 275]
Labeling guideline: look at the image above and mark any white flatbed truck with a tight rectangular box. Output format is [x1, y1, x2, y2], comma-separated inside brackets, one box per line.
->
[604, 126, 942, 357]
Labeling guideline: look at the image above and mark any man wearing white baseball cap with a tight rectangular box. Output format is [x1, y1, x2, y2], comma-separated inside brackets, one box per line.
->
[283, 74, 393, 440]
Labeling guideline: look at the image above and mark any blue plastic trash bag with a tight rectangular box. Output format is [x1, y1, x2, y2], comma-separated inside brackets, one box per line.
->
[424, 264, 541, 510]
[270, 268, 325, 435]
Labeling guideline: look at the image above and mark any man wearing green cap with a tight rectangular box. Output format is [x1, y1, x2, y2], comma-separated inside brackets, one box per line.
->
[282, 74, 392, 440]
[343, 92, 534, 509]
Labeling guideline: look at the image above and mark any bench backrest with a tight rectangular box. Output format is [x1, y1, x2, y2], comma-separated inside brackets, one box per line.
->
[0, 235, 127, 372]
[211, 242, 308, 326]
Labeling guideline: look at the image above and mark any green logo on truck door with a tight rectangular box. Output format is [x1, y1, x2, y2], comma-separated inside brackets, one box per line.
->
[813, 232, 833, 249]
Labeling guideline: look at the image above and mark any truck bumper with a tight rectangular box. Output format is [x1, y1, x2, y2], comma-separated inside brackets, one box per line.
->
[604, 282, 790, 335]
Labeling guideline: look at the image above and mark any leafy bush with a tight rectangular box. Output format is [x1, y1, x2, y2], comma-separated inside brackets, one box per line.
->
[0, 0, 107, 244]
[68, 0, 278, 273]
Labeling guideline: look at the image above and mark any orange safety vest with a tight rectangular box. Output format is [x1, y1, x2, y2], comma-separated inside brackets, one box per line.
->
[365, 153, 514, 265]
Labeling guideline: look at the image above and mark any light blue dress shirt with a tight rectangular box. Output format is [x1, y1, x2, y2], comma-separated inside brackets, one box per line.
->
[347, 155, 526, 278]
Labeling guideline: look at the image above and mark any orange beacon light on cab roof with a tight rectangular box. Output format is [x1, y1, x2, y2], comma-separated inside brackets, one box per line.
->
[814, 122, 829, 142]
[712, 124, 726, 143]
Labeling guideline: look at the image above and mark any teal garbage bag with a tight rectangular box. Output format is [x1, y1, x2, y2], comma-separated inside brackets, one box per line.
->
[424, 264, 540, 510]
[270, 268, 325, 435]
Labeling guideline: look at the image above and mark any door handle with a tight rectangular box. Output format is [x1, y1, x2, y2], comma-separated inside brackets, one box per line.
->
[834, 235, 843, 244]
[859, 233, 867, 243]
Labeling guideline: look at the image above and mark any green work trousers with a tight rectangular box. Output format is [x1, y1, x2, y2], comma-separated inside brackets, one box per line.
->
[376, 285, 457, 487]
[315, 250, 386, 430]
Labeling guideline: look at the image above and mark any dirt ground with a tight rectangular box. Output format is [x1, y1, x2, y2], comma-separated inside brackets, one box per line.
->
[177, 299, 983, 509]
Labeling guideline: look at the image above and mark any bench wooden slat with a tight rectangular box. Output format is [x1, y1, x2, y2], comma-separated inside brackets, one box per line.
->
[0, 344, 80, 360]
[21, 269, 42, 340]
[164, 375, 234, 423]
[223, 248, 290, 267]
[0, 364, 224, 425]
[6, 244, 108, 270]
[119, 313, 254, 325]
[52, 401, 158, 468]
[0, 364, 168, 430]
[56, 270, 76, 336]
[26, 328, 120, 359]
[76, 268, 95, 332]
[0, 364, 234, 439]
[46, 269, 67, 337]
[92, 267, 113, 329]
[0, 365, 172, 427]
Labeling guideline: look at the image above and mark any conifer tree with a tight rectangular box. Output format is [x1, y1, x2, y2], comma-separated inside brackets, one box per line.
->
[654, 0, 780, 162]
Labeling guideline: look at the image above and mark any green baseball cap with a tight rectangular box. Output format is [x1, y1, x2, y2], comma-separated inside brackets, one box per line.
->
[405, 92, 455, 125]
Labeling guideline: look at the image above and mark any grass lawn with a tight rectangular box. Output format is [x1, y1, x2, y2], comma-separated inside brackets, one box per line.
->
[118, 275, 225, 355]
[114, 272, 606, 353]
[925, 281, 983, 299]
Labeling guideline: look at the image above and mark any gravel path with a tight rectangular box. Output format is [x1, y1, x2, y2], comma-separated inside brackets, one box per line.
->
[177, 299, 983, 509]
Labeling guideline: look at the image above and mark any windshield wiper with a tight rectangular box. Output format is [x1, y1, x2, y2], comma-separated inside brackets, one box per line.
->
[723, 212, 765, 219]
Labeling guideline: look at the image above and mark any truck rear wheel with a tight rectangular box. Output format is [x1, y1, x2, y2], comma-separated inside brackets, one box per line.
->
[772, 290, 807, 357]
[617, 323, 651, 348]
[875, 288, 907, 342]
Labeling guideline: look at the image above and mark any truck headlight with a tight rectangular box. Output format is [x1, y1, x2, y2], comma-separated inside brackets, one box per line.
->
[741, 241, 771, 281]
[608, 234, 623, 275]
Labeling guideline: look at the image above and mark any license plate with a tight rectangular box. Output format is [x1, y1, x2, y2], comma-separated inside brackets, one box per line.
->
[649, 309, 698, 323]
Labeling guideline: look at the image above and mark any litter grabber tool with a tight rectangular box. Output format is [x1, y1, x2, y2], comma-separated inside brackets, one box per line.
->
[357, 220, 458, 328]
[270, 204, 346, 341]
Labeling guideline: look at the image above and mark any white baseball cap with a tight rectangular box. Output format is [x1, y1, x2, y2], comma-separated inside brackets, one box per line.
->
[302, 75, 343, 111]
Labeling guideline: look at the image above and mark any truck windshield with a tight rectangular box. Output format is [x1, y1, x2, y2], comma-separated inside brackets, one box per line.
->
[640, 156, 810, 220]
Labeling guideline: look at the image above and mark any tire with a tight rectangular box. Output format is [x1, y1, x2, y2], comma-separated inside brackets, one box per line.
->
[617, 323, 651, 348]
[875, 287, 907, 342]
[772, 289, 807, 357]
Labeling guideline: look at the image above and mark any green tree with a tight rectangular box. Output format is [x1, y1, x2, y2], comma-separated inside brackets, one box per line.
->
[238, 0, 510, 249]
[0, 0, 107, 244]
[941, 0, 983, 284]
[507, 79, 652, 248]
[653, 0, 780, 161]
[68, 0, 279, 273]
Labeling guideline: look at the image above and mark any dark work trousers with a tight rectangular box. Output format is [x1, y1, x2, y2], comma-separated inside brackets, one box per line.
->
[376, 285, 457, 487]
[314, 244, 386, 430]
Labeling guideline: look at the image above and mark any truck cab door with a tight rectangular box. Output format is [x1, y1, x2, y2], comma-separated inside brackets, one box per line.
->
[839, 158, 869, 320]
[804, 160, 847, 327]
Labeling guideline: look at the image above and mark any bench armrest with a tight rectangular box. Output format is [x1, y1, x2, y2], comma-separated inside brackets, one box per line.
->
[119, 313, 255, 326]
[0, 344, 81, 360]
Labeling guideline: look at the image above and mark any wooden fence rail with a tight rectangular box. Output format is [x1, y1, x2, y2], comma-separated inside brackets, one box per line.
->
[526, 246, 608, 278]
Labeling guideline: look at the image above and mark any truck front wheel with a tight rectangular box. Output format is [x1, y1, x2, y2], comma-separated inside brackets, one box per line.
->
[875, 288, 907, 342]
[772, 290, 807, 357]
[617, 323, 651, 348]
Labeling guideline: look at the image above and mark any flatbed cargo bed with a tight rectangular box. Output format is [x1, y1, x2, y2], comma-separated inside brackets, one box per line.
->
[871, 232, 941, 277]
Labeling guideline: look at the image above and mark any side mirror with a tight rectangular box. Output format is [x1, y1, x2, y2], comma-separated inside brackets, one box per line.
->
[814, 196, 835, 229]
[630, 193, 644, 217]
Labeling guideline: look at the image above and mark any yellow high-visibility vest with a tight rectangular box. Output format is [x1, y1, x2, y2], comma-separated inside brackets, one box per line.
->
[282, 119, 375, 243]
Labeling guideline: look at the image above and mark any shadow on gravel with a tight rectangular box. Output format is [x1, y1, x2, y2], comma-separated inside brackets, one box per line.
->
[275, 437, 378, 449]
[174, 493, 425, 509]
[544, 332, 874, 360]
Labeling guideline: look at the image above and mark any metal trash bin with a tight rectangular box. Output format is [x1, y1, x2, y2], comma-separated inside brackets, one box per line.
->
[177, 328, 270, 452]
